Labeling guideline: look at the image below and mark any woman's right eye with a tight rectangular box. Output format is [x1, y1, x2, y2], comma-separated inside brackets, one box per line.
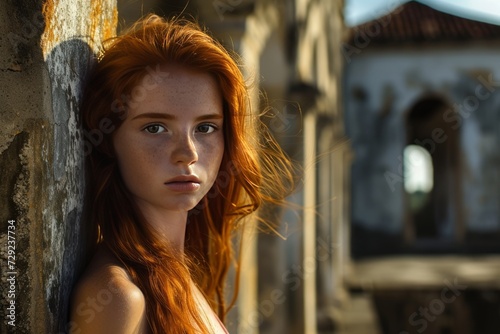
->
[144, 124, 166, 134]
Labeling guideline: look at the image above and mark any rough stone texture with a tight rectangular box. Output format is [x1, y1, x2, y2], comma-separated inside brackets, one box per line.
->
[0, 1, 117, 333]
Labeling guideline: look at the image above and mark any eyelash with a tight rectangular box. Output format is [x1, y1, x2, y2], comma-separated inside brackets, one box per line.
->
[196, 123, 218, 134]
[143, 123, 219, 134]
[144, 124, 166, 134]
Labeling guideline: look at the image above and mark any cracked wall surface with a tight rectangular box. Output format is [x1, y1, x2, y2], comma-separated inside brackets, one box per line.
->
[0, 1, 117, 333]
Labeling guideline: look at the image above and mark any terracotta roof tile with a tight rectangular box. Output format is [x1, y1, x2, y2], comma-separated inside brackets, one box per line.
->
[346, 1, 500, 45]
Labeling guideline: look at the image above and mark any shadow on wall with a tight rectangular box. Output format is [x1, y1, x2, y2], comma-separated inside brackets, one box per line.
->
[43, 38, 96, 334]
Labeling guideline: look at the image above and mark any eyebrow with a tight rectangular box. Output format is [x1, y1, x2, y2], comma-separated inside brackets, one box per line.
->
[131, 112, 223, 121]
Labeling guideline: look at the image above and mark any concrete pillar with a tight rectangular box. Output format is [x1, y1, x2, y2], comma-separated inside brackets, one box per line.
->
[0, 1, 116, 333]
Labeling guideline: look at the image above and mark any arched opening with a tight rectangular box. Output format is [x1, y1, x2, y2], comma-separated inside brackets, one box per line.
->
[405, 97, 461, 246]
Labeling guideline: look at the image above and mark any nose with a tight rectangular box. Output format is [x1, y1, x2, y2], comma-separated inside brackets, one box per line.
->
[171, 132, 198, 165]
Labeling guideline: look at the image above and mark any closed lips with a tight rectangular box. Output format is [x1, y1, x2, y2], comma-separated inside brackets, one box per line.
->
[165, 175, 201, 184]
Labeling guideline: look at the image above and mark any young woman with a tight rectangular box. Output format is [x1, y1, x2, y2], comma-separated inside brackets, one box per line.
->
[70, 15, 294, 334]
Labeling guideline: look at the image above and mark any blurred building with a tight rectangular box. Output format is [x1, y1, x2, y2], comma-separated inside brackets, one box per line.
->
[343, 1, 500, 333]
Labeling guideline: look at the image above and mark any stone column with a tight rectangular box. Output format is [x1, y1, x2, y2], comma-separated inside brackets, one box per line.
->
[0, 1, 116, 333]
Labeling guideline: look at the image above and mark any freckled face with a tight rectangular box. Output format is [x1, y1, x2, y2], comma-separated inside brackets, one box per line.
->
[112, 65, 224, 216]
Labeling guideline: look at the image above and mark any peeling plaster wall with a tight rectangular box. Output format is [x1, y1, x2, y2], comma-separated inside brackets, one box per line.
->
[0, 1, 116, 333]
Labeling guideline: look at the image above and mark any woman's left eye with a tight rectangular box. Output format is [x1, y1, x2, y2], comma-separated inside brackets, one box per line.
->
[197, 123, 217, 134]
[144, 124, 166, 134]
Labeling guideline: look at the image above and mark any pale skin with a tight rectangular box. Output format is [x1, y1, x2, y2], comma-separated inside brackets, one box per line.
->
[70, 65, 227, 333]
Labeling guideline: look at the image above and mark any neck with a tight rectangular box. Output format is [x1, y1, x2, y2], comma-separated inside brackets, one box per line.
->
[135, 201, 189, 252]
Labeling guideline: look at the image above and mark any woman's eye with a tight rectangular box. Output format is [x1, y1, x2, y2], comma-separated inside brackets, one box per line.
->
[144, 124, 166, 134]
[197, 124, 217, 134]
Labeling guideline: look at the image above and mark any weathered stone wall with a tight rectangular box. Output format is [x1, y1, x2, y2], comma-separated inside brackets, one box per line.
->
[0, 1, 116, 333]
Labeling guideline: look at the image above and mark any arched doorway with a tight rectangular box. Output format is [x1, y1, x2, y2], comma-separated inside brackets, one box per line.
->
[404, 97, 463, 248]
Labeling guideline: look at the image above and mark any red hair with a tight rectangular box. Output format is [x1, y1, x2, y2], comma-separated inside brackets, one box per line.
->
[81, 15, 294, 333]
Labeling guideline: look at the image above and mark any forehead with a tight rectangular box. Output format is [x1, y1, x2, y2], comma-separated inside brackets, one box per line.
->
[127, 64, 223, 117]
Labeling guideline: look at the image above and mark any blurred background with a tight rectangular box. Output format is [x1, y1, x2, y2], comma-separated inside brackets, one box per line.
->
[115, 0, 500, 333]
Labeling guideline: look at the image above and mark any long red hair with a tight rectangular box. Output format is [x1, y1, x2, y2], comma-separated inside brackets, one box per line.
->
[81, 15, 294, 333]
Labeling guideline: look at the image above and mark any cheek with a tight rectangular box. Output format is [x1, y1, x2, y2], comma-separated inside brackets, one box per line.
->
[114, 144, 141, 189]
[113, 133, 151, 190]
[212, 137, 225, 172]
[201, 137, 224, 178]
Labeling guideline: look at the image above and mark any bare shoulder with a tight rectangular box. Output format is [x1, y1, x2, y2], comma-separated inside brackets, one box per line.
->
[69, 245, 148, 334]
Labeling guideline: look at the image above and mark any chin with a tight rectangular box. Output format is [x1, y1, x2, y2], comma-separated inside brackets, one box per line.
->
[170, 199, 203, 213]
